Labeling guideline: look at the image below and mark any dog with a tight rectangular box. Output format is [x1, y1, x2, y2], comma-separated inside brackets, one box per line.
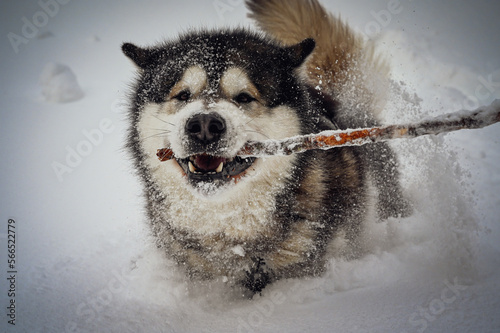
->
[122, 0, 411, 295]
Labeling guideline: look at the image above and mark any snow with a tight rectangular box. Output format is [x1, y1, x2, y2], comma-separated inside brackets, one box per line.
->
[1, 1, 499, 332]
[39, 62, 84, 103]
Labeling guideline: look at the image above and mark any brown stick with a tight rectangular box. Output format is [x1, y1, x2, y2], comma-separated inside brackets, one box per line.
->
[157, 99, 500, 161]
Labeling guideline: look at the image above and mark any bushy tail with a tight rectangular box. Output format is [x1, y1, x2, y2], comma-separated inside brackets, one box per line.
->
[246, 0, 413, 220]
[246, 0, 388, 124]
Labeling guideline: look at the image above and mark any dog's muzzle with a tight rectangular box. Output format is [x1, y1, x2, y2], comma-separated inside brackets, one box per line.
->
[175, 113, 256, 186]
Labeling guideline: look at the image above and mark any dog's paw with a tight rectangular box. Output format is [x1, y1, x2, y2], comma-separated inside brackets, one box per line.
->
[243, 258, 271, 295]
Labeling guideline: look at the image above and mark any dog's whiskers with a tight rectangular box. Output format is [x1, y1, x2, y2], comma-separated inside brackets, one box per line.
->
[152, 115, 175, 127]
[144, 134, 169, 140]
[144, 128, 171, 141]
[244, 114, 261, 126]
[244, 129, 270, 140]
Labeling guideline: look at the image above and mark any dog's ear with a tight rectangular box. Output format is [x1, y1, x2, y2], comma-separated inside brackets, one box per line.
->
[122, 43, 163, 69]
[285, 38, 316, 68]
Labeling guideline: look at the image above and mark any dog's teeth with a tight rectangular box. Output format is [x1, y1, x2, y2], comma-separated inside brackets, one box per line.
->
[188, 161, 196, 173]
[216, 162, 224, 173]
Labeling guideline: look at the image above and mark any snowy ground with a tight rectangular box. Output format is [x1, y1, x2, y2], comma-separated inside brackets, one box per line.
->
[1, 1, 499, 332]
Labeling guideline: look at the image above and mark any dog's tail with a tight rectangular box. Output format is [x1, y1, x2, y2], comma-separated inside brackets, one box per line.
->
[246, 0, 388, 122]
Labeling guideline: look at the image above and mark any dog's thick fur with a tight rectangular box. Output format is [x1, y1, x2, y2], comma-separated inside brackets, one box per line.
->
[122, 0, 411, 294]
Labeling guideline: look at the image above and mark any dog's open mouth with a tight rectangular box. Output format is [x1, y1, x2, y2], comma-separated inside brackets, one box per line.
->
[176, 154, 256, 183]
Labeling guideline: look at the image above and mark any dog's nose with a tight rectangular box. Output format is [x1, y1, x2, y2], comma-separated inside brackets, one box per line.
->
[185, 113, 226, 144]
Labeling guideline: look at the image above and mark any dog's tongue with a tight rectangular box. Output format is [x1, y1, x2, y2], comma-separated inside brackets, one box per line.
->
[194, 155, 225, 171]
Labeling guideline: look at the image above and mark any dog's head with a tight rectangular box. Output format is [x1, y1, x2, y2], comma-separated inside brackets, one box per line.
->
[123, 30, 315, 195]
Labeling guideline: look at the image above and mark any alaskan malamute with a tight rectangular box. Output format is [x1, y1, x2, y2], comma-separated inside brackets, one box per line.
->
[122, 0, 411, 294]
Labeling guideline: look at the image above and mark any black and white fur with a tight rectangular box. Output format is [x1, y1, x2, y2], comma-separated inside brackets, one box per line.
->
[122, 0, 411, 294]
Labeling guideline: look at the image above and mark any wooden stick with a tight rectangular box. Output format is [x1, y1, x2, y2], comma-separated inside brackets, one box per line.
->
[157, 99, 500, 161]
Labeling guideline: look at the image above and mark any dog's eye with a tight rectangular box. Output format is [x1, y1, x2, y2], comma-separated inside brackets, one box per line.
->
[174, 90, 191, 101]
[234, 92, 255, 104]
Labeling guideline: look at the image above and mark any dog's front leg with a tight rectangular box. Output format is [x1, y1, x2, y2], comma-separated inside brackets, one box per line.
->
[243, 220, 325, 295]
[243, 257, 272, 294]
